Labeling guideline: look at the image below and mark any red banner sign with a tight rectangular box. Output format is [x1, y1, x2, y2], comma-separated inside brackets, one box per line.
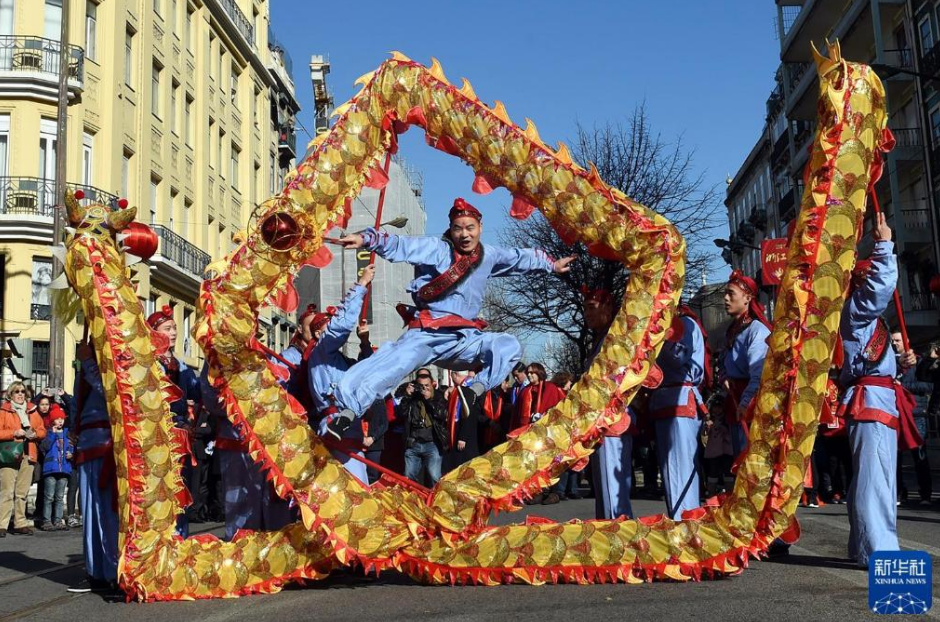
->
[761, 238, 788, 286]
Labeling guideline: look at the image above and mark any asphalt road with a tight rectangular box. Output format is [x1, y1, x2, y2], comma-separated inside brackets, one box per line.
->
[1, 497, 938, 622]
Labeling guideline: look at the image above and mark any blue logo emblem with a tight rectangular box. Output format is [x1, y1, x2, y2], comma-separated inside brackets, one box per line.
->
[869, 551, 932, 615]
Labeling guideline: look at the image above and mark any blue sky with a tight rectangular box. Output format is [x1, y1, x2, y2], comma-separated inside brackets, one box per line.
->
[270, 1, 781, 264]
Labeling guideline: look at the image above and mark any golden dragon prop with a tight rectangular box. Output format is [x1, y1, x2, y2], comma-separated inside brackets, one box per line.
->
[60, 42, 889, 600]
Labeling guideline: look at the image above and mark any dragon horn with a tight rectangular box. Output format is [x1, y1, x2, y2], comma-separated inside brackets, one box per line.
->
[65, 190, 85, 225]
[107, 205, 137, 231]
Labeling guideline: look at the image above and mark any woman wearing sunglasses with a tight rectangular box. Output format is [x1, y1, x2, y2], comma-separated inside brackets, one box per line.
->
[1, 382, 47, 536]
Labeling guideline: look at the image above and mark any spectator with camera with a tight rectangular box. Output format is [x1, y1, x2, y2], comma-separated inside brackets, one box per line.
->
[398, 373, 448, 486]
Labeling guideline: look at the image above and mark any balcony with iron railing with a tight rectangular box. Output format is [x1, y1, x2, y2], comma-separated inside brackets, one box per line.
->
[278, 125, 296, 161]
[214, 0, 254, 47]
[892, 127, 923, 148]
[0, 36, 84, 97]
[152, 225, 211, 279]
[883, 48, 914, 70]
[0, 176, 116, 217]
[921, 40, 940, 79]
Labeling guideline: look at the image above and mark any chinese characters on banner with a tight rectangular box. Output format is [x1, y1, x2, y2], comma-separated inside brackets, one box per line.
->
[761, 238, 788, 286]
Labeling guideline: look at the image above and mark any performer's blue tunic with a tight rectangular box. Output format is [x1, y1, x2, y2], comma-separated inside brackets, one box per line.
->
[73, 357, 118, 583]
[839, 240, 900, 566]
[309, 285, 370, 483]
[200, 365, 293, 541]
[650, 315, 705, 520]
[332, 228, 555, 416]
[722, 319, 770, 456]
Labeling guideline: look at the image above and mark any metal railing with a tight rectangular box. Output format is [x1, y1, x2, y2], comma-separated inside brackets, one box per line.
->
[0, 36, 83, 84]
[152, 225, 211, 278]
[891, 127, 923, 148]
[0, 176, 117, 217]
[778, 4, 803, 40]
[267, 25, 292, 77]
[900, 206, 930, 229]
[921, 41, 940, 78]
[786, 62, 809, 94]
[883, 48, 914, 69]
[908, 292, 939, 311]
[216, 0, 254, 47]
[278, 126, 296, 158]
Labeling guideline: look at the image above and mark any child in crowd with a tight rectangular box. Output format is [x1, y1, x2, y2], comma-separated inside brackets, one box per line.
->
[702, 410, 733, 498]
[40, 412, 73, 531]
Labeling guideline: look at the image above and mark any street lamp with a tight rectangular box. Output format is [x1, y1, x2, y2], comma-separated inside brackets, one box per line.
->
[382, 216, 409, 229]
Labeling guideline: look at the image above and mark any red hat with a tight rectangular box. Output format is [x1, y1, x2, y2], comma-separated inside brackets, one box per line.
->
[310, 306, 337, 334]
[581, 285, 614, 307]
[146, 304, 174, 330]
[728, 270, 758, 297]
[449, 198, 482, 222]
[298, 303, 318, 325]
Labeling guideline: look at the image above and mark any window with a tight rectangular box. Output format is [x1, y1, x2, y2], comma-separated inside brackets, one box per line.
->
[0, 0, 13, 36]
[170, 81, 179, 135]
[930, 105, 940, 145]
[184, 94, 193, 145]
[920, 16, 934, 54]
[253, 86, 261, 127]
[169, 188, 178, 232]
[208, 118, 215, 168]
[230, 145, 239, 190]
[149, 177, 158, 225]
[217, 49, 224, 91]
[269, 153, 276, 195]
[85, 1, 97, 61]
[31, 258, 53, 320]
[122, 150, 132, 198]
[217, 129, 224, 177]
[125, 28, 135, 87]
[44, 0, 62, 41]
[185, 5, 193, 49]
[182, 309, 192, 357]
[231, 65, 239, 106]
[207, 33, 215, 81]
[151, 61, 162, 117]
[0, 114, 9, 181]
[82, 132, 94, 186]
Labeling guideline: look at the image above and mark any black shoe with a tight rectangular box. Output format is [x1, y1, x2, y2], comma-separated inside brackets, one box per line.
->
[67, 577, 115, 594]
[525, 494, 544, 505]
[767, 540, 791, 558]
[325, 410, 355, 440]
[542, 492, 562, 505]
[565, 493, 583, 500]
[0, 529, 6, 538]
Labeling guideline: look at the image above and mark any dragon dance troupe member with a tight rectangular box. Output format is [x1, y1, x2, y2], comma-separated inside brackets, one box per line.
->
[836, 214, 918, 567]
[70, 343, 118, 592]
[307, 265, 376, 484]
[323, 197, 574, 439]
[581, 287, 637, 520]
[147, 305, 201, 538]
[200, 363, 295, 541]
[720, 271, 771, 459]
[649, 305, 709, 520]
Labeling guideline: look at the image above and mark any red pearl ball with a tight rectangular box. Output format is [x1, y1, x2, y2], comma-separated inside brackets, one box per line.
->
[118, 198, 129, 209]
[73, 190, 85, 200]
[260, 212, 300, 251]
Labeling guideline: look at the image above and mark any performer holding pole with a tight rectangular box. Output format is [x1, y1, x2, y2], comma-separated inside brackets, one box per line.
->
[323, 198, 574, 439]
[838, 213, 916, 567]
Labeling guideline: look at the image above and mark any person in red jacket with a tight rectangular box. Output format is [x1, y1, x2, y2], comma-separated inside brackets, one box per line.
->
[513, 363, 566, 432]
[0, 382, 47, 536]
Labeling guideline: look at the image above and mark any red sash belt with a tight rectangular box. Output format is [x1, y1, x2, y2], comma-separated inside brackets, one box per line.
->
[214, 437, 249, 453]
[651, 383, 702, 420]
[397, 304, 487, 331]
[838, 375, 923, 450]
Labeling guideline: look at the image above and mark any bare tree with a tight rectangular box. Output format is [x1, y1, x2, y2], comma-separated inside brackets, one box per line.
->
[484, 104, 723, 373]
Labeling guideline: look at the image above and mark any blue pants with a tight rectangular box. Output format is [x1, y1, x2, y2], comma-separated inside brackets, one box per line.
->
[78, 458, 118, 582]
[404, 441, 442, 486]
[731, 422, 748, 459]
[334, 327, 521, 415]
[592, 434, 634, 520]
[655, 417, 701, 520]
[219, 450, 295, 541]
[42, 474, 68, 524]
[847, 420, 898, 566]
[330, 448, 369, 484]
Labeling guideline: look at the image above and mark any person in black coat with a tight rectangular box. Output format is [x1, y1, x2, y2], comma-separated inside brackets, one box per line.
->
[443, 372, 483, 474]
[363, 398, 390, 485]
[397, 376, 449, 486]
